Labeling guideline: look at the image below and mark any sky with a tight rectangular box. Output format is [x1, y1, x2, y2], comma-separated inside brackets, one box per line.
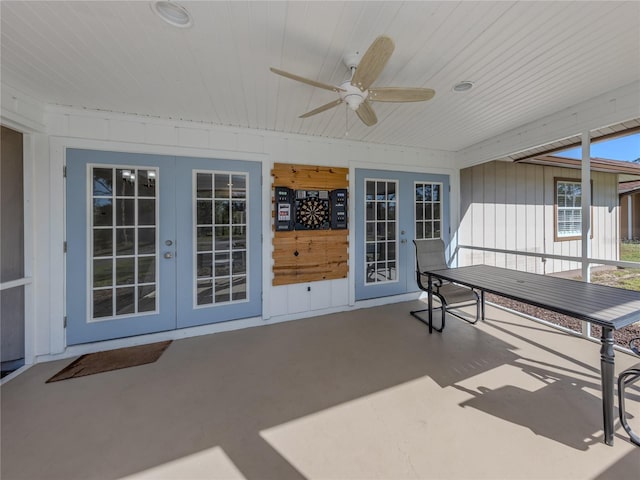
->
[556, 132, 640, 162]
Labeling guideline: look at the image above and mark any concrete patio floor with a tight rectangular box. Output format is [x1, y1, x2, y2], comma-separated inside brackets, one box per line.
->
[1, 301, 639, 479]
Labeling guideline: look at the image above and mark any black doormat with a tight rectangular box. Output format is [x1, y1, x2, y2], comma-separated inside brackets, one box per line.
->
[46, 340, 172, 383]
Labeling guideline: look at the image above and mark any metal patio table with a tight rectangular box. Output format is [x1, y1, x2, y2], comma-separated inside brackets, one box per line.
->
[424, 264, 640, 446]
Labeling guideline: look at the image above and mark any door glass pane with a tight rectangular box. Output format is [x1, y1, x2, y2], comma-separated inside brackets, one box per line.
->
[90, 166, 158, 320]
[116, 258, 135, 285]
[197, 280, 213, 305]
[93, 168, 113, 196]
[115, 228, 135, 255]
[232, 226, 246, 249]
[93, 259, 112, 287]
[138, 256, 156, 283]
[197, 227, 213, 252]
[232, 251, 246, 275]
[93, 229, 113, 257]
[197, 200, 212, 225]
[93, 199, 113, 226]
[138, 228, 155, 254]
[116, 169, 136, 196]
[415, 182, 442, 240]
[215, 278, 230, 303]
[93, 289, 113, 318]
[116, 287, 135, 314]
[215, 226, 230, 250]
[115, 199, 135, 226]
[364, 179, 398, 284]
[232, 277, 247, 300]
[138, 199, 156, 225]
[215, 200, 230, 224]
[215, 252, 230, 276]
[197, 253, 213, 278]
[137, 170, 156, 197]
[231, 175, 246, 198]
[195, 171, 248, 306]
[138, 285, 156, 312]
[196, 173, 212, 198]
[214, 174, 230, 198]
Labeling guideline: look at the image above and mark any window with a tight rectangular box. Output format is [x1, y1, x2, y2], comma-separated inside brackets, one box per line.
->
[194, 171, 248, 305]
[555, 178, 591, 240]
[90, 166, 158, 319]
[415, 182, 442, 239]
[364, 179, 397, 284]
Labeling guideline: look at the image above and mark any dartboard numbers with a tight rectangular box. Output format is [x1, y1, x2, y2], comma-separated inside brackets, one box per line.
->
[295, 190, 330, 230]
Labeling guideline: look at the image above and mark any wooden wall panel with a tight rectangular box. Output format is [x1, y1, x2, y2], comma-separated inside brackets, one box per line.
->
[272, 163, 349, 286]
[272, 164, 349, 190]
[272, 230, 349, 285]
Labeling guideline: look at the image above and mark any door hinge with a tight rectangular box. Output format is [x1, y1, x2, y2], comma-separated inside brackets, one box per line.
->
[63, 166, 67, 178]
[448, 185, 451, 192]
[63, 316, 67, 328]
[63, 241, 67, 253]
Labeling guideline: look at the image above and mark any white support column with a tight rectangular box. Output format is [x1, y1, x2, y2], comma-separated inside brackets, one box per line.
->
[581, 130, 592, 281]
[581, 130, 592, 338]
[628, 195, 633, 240]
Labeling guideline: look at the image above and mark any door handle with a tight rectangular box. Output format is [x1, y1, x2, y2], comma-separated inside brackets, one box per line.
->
[164, 252, 173, 259]
[400, 239, 407, 244]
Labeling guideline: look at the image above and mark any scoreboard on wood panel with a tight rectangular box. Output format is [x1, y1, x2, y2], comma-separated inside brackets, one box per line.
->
[274, 187, 348, 231]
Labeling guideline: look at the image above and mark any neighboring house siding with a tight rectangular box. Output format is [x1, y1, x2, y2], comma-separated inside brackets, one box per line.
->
[620, 192, 640, 240]
[459, 161, 619, 274]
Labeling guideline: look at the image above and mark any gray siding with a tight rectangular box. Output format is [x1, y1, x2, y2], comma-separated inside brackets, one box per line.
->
[459, 161, 619, 274]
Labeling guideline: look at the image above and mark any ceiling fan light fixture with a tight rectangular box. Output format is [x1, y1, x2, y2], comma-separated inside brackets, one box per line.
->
[151, 1, 193, 28]
[270, 35, 434, 127]
[344, 94, 364, 111]
[453, 81, 474, 92]
[340, 81, 368, 110]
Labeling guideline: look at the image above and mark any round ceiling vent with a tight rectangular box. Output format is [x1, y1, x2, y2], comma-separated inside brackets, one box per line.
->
[453, 81, 474, 92]
[151, 1, 193, 28]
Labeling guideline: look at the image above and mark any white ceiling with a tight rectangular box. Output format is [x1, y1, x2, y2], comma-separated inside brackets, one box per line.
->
[2, 1, 639, 151]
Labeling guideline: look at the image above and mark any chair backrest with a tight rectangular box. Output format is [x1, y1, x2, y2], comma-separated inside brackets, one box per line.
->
[413, 239, 448, 273]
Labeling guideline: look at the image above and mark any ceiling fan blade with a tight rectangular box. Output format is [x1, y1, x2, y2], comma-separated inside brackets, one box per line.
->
[369, 87, 435, 102]
[299, 99, 343, 118]
[351, 35, 395, 91]
[270, 67, 345, 93]
[355, 101, 378, 127]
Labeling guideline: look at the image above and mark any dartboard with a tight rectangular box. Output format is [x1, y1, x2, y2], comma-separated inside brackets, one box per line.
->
[296, 197, 329, 229]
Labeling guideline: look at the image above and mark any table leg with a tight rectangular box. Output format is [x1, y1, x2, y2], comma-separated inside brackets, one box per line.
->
[427, 274, 433, 334]
[481, 290, 485, 321]
[600, 327, 615, 446]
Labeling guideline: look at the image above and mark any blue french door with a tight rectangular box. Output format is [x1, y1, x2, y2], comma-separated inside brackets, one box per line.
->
[66, 149, 261, 345]
[354, 169, 449, 301]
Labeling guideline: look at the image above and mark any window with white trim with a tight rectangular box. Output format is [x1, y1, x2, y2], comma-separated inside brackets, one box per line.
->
[415, 182, 442, 239]
[194, 171, 248, 306]
[364, 179, 397, 284]
[555, 178, 586, 239]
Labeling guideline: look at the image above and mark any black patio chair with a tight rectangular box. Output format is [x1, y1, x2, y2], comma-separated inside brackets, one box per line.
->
[410, 239, 481, 332]
[618, 337, 640, 447]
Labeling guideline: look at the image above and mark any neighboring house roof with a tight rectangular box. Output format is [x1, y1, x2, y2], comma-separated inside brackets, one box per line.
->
[515, 155, 640, 182]
[619, 180, 640, 195]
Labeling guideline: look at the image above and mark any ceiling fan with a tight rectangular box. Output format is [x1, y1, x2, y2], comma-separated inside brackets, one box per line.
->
[270, 35, 435, 127]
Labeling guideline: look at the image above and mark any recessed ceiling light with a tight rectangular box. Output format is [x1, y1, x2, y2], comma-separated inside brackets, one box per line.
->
[453, 81, 474, 93]
[151, 1, 193, 28]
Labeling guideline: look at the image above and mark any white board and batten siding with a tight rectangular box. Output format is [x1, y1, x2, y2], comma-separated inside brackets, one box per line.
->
[459, 161, 619, 275]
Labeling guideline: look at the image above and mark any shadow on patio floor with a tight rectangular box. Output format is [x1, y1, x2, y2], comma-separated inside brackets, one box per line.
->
[2, 301, 638, 479]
